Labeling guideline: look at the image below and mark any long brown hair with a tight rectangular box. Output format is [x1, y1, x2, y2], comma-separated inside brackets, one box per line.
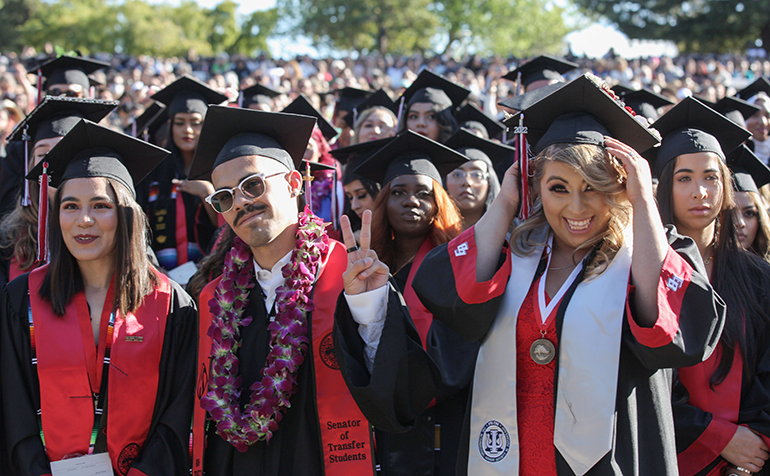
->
[39, 177, 159, 316]
[0, 196, 39, 273]
[658, 154, 770, 386]
[371, 178, 462, 268]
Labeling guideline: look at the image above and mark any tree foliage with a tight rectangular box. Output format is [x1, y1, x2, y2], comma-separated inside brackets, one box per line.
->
[573, 0, 770, 53]
[277, 0, 573, 56]
[13, 0, 278, 57]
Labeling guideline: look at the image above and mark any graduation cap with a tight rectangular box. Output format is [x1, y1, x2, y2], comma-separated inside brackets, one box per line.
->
[36, 55, 110, 92]
[189, 105, 317, 181]
[399, 70, 471, 111]
[282, 94, 337, 141]
[445, 128, 516, 170]
[26, 119, 169, 197]
[240, 83, 282, 108]
[330, 137, 393, 185]
[727, 144, 770, 193]
[453, 104, 506, 140]
[299, 159, 340, 228]
[342, 89, 398, 128]
[502, 55, 578, 89]
[127, 102, 165, 138]
[497, 82, 565, 112]
[151, 75, 228, 118]
[334, 87, 372, 114]
[502, 74, 660, 156]
[352, 130, 468, 185]
[612, 86, 674, 122]
[7, 96, 117, 144]
[736, 77, 770, 100]
[647, 96, 751, 176]
[712, 96, 761, 128]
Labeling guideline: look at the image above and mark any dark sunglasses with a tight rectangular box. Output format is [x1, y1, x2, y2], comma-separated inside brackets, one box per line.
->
[205, 171, 286, 213]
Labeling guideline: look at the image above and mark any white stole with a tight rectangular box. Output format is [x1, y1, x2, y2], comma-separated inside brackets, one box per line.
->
[468, 225, 632, 475]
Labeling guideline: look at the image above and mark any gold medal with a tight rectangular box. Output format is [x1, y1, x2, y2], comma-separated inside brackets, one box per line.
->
[530, 338, 556, 365]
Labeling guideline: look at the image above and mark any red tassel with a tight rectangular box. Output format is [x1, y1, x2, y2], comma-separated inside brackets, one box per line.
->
[517, 114, 530, 220]
[37, 162, 49, 263]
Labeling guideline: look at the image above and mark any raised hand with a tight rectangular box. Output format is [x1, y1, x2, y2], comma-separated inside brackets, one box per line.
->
[604, 137, 654, 208]
[340, 210, 389, 295]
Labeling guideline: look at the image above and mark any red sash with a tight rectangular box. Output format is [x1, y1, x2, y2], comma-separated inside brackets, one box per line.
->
[192, 240, 374, 475]
[29, 266, 171, 474]
[403, 237, 435, 347]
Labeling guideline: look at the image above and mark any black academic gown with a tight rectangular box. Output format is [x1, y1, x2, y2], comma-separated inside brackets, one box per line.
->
[335, 260, 480, 476]
[0, 273, 198, 476]
[0, 142, 24, 222]
[336, 226, 725, 476]
[203, 288, 326, 476]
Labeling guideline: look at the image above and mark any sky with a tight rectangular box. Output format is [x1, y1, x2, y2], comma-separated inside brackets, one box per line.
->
[161, 0, 679, 59]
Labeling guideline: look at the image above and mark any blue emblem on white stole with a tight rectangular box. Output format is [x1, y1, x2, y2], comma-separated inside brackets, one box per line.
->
[478, 420, 510, 462]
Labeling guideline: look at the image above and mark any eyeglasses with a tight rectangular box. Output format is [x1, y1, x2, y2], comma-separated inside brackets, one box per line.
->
[205, 172, 286, 213]
[447, 170, 488, 183]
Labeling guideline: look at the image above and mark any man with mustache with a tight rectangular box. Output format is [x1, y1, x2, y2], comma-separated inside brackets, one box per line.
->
[188, 105, 379, 476]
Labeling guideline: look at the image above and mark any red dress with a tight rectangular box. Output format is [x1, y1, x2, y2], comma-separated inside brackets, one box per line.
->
[517, 276, 561, 475]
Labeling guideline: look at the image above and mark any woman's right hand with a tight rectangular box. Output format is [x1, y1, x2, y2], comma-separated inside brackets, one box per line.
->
[721, 426, 769, 474]
[341, 210, 389, 295]
[497, 159, 521, 215]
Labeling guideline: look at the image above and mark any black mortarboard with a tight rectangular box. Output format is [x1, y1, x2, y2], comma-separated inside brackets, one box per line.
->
[713, 96, 761, 128]
[26, 119, 169, 197]
[330, 137, 393, 185]
[736, 77, 770, 100]
[453, 104, 506, 140]
[240, 83, 282, 108]
[502, 74, 660, 155]
[647, 96, 751, 176]
[7, 96, 117, 144]
[151, 75, 228, 117]
[444, 128, 516, 168]
[127, 102, 165, 138]
[189, 106, 317, 181]
[282, 95, 337, 141]
[335, 87, 372, 113]
[502, 55, 578, 88]
[342, 89, 398, 128]
[612, 86, 674, 121]
[352, 130, 468, 185]
[727, 144, 770, 193]
[399, 70, 471, 111]
[497, 82, 565, 112]
[37, 56, 110, 92]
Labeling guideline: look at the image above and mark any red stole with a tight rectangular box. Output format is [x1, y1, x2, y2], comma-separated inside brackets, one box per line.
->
[402, 237, 435, 347]
[677, 344, 743, 475]
[192, 240, 374, 476]
[29, 266, 171, 473]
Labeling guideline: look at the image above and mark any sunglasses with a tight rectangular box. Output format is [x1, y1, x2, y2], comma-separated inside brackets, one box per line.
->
[206, 171, 286, 213]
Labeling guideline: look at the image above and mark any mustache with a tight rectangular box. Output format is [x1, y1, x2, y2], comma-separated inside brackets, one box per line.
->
[234, 203, 267, 226]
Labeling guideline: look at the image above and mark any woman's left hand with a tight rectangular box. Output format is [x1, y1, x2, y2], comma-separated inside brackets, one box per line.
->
[604, 137, 654, 207]
[173, 178, 215, 200]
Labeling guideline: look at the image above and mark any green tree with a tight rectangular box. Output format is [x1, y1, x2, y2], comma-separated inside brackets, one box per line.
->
[0, 0, 39, 51]
[573, 0, 770, 54]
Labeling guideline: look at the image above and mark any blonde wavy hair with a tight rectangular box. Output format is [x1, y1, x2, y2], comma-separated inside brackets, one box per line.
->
[510, 143, 632, 279]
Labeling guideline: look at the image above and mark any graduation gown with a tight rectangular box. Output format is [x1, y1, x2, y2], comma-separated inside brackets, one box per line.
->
[337, 225, 725, 476]
[674, 262, 770, 476]
[335, 237, 480, 476]
[0, 271, 198, 476]
[199, 240, 375, 476]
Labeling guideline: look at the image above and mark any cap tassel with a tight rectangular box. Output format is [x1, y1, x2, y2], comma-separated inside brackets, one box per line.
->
[352, 107, 359, 127]
[36, 161, 49, 263]
[331, 169, 338, 230]
[396, 97, 405, 124]
[303, 161, 314, 211]
[89, 85, 95, 99]
[22, 125, 31, 207]
[131, 121, 137, 138]
[516, 114, 530, 220]
[516, 71, 522, 97]
[238, 91, 243, 108]
[36, 70, 43, 106]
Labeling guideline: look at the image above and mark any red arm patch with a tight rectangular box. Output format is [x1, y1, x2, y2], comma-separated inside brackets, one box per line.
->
[448, 226, 512, 305]
[627, 247, 693, 348]
[677, 417, 738, 474]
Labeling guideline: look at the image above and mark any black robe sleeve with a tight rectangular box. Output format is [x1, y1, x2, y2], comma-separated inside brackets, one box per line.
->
[334, 280, 441, 433]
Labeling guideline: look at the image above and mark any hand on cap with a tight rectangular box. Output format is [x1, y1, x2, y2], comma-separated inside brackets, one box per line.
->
[604, 137, 654, 208]
[341, 210, 389, 295]
[498, 159, 521, 215]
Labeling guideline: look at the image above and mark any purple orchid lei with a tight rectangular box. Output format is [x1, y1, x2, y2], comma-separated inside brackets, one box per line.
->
[200, 206, 329, 452]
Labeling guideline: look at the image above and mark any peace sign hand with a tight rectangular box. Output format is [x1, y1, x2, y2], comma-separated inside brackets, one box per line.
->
[341, 210, 390, 295]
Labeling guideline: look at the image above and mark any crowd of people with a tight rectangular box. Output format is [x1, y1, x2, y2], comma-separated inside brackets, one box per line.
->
[0, 45, 767, 476]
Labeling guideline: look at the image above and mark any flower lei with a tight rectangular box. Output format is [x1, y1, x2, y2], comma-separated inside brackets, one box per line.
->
[200, 206, 329, 452]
